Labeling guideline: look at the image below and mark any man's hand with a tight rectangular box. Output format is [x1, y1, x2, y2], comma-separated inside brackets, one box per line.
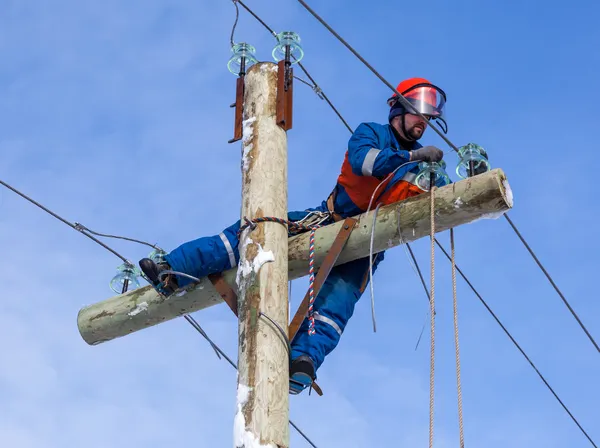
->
[409, 146, 444, 163]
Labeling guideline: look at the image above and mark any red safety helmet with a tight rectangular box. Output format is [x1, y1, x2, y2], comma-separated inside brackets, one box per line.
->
[387, 77, 448, 133]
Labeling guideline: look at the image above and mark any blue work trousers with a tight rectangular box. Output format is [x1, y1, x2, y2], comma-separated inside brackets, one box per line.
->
[165, 210, 384, 372]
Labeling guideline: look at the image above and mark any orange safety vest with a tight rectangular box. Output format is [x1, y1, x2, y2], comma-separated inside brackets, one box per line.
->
[333, 152, 424, 213]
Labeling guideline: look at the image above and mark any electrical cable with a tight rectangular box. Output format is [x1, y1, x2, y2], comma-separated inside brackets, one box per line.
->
[73, 222, 161, 250]
[503, 214, 599, 353]
[237, 0, 277, 36]
[0, 179, 131, 265]
[296, 0, 459, 153]
[236, 0, 354, 135]
[0, 181, 321, 447]
[434, 238, 597, 447]
[234, 0, 433, 318]
[259, 311, 292, 358]
[294, 0, 599, 357]
[229, 0, 240, 46]
[143, 273, 319, 447]
[183, 312, 319, 447]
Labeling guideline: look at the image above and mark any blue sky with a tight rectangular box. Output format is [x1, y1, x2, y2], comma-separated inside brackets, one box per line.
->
[0, 0, 599, 446]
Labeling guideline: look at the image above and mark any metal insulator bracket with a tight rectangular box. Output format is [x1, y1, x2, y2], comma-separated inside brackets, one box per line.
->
[276, 60, 293, 131]
[228, 76, 245, 144]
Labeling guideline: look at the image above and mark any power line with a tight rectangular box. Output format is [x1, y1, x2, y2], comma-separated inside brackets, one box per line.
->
[236, 0, 354, 134]
[435, 237, 597, 448]
[4, 3, 591, 445]
[236, 0, 597, 358]
[184, 313, 319, 448]
[142, 268, 320, 447]
[237, 0, 277, 36]
[296, 0, 459, 153]
[0, 179, 131, 265]
[234, 0, 432, 308]
[73, 222, 161, 250]
[0, 178, 319, 442]
[406, 240, 431, 302]
[261, 1, 598, 439]
[295, 0, 599, 363]
[229, 0, 240, 47]
[296, 61, 354, 134]
[503, 214, 599, 353]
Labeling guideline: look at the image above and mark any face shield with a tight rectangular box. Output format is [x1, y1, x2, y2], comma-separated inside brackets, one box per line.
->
[387, 83, 448, 133]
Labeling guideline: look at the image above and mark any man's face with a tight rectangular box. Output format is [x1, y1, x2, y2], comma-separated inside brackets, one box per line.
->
[394, 113, 429, 140]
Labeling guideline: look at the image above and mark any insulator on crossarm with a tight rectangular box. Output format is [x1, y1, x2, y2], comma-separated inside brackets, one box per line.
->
[416, 160, 451, 191]
[456, 143, 490, 179]
[227, 42, 258, 76]
[148, 248, 167, 264]
[272, 31, 304, 63]
[110, 262, 141, 294]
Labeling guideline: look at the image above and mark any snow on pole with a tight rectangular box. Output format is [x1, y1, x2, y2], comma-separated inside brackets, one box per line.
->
[235, 61, 290, 448]
[77, 168, 513, 346]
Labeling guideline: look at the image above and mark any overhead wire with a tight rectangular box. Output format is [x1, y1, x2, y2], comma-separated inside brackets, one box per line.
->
[183, 313, 319, 448]
[148, 268, 320, 447]
[293, 74, 317, 89]
[0, 177, 319, 444]
[236, 0, 276, 36]
[503, 214, 599, 353]
[233, 0, 432, 326]
[236, 0, 354, 135]
[2, 2, 592, 446]
[73, 222, 161, 250]
[296, 0, 459, 153]
[220, 0, 600, 443]
[294, 0, 599, 357]
[0, 179, 130, 265]
[229, 0, 240, 46]
[434, 237, 597, 447]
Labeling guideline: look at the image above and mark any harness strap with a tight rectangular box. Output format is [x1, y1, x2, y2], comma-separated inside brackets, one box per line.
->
[288, 217, 357, 341]
[326, 191, 344, 222]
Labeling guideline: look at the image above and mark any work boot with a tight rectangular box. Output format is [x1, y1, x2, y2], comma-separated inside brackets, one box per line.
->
[139, 258, 178, 295]
[289, 355, 316, 395]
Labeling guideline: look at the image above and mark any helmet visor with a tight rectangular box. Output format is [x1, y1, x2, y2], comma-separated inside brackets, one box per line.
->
[388, 83, 448, 133]
[389, 83, 446, 120]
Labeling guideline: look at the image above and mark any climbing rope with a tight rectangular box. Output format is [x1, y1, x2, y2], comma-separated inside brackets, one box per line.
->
[233, 0, 435, 336]
[451, 228, 465, 447]
[429, 185, 436, 448]
[307, 228, 317, 335]
[434, 238, 598, 448]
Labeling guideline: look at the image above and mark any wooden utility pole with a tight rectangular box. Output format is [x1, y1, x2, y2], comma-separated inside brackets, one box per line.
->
[233, 61, 289, 447]
[77, 168, 513, 346]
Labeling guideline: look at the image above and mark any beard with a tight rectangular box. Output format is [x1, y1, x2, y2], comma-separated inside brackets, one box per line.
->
[408, 125, 425, 140]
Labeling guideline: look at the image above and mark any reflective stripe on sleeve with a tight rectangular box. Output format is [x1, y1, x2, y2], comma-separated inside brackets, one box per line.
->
[401, 171, 417, 184]
[219, 232, 237, 268]
[361, 148, 381, 176]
